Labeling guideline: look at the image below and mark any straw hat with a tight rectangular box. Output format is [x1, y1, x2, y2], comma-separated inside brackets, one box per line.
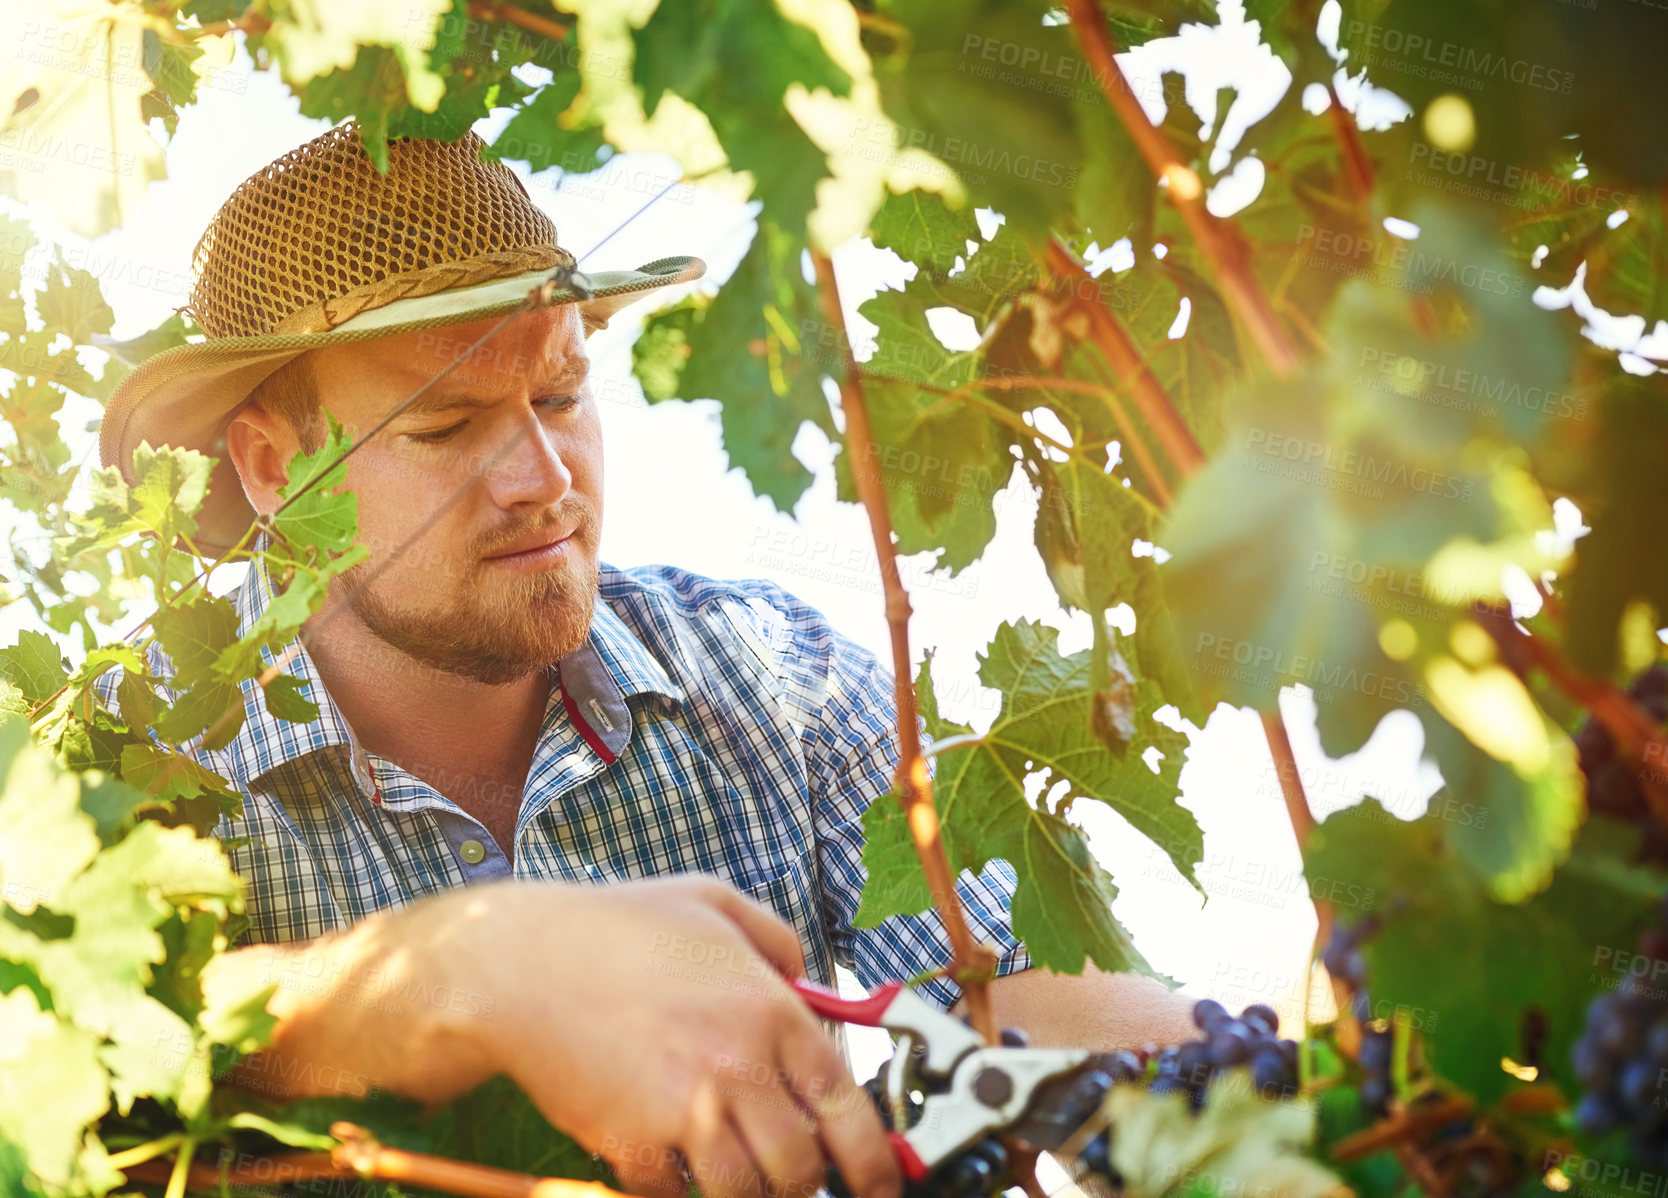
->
[99, 124, 705, 554]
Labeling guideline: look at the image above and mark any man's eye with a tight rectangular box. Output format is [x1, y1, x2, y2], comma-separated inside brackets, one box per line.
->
[406, 421, 466, 445]
[537, 393, 582, 414]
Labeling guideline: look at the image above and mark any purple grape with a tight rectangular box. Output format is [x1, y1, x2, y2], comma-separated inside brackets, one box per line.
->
[1209, 1024, 1253, 1066]
[1176, 1041, 1213, 1084]
[1621, 1060, 1660, 1112]
[1360, 1029, 1394, 1072]
[1630, 665, 1668, 718]
[1241, 1004, 1280, 1037]
[1192, 999, 1228, 1031]
[1576, 1092, 1621, 1137]
[1360, 1074, 1391, 1116]
[1572, 1033, 1613, 1088]
[1250, 1048, 1294, 1098]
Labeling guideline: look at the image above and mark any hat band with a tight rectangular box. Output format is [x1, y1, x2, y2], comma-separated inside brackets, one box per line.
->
[269, 245, 573, 335]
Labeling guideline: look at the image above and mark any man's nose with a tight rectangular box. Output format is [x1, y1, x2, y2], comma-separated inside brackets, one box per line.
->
[485, 407, 572, 509]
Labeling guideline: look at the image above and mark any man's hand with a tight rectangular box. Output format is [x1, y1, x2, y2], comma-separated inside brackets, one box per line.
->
[209, 877, 902, 1198]
[442, 876, 900, 1198]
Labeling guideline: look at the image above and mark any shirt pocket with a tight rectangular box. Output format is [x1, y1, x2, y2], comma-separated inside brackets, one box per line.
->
[745, 847, 852, 1060]
[743, 847, 830, 986]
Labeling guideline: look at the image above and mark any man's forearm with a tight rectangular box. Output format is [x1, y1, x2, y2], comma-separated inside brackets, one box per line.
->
[953, 966, 1199, 1050]
[201, 898, 497, 1108]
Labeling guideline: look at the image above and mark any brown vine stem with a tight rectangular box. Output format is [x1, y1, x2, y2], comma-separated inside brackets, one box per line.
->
[1263, 708, 1351, 1052]
[466, 2, 575, 43]
[1325, 84, 1376, 202]
[1061, 0, 1303, 377]
[810, 251, 1000, 1045]
[1057, 2, 1330, 995]
[120, 1123, 630, 1198]
[1329, 1094, 1474, 1163]
[1487, 618, 1668, 823]
[1040, 237, 1205, 481]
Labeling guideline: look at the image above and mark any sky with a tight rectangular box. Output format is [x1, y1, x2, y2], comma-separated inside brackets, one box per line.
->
[0, 6, 1487, 1080]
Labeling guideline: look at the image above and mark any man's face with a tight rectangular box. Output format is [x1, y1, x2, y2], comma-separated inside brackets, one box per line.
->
[304, 304, 602, 685]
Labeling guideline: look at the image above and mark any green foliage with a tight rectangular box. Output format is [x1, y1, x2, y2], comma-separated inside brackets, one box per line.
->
[635, 216, 838, 509]
[1305, 805, 1660, 1105]
[4, 0, 1668, 1190]
[634, 0, 851, 236]
[856, 621, 1199, 975]
[0, 717, 271, 1193]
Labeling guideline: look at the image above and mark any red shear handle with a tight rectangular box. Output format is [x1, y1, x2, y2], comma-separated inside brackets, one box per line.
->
[789, 979, 903, 1026]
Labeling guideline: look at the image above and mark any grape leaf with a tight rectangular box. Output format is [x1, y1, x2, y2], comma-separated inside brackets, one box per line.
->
[1160, 362, 1493, 752]
[0, 631, 66, 704]
[842, 372, 1015, 573]
[262, 672, 320, 723]
[868, 0, 1086, 240]
[259, 0, 451, 116]
[273, 415, 361, 554]
[0, 719, 101, 915]
[35, 259, 114, 345]
[0, 4, 167, 236]
[485, 68, 607, 176]
[633, 217, 835, 510]
[118, 742, 244, 832]
[634, 0, 849, 234]
[1416, 699, 1583, 904]
[427, 1075, 614, 1179]
[859, 620, 1202, 975]
[0, 987, 109, 1193]
[140, 28, 205, 136]
[1104, 1082, 1346, 1198]
[841, 223, 1044, 570]
[126, 442, 215, 552]
[868, 187, 983, 278]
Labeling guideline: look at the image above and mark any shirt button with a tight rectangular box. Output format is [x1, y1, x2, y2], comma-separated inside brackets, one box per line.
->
[458, 839, 487, 865]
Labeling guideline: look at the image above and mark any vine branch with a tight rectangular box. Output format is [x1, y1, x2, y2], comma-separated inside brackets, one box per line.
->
[1062, 0, 1303, 376]
[1483, 612, 1668, 823]
[466, 1, 575, 43]
[810, 251, 1000, 1044]
[1325, 84, 1376, 202]
[120, 1123, 630, 1198]
[1040, 237, 1205, 482]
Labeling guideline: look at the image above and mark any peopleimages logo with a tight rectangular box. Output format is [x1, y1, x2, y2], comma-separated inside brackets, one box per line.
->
[1242, 428, 1479, 503]
[1192, 633, 1427, 706]
[849, 119, 1081, 189]
[1341, 21, 1575, 94]
[1356, 347, 1588, 420]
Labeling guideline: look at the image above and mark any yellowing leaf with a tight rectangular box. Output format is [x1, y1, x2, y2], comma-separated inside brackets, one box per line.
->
[0, 986, 109, 1191]
[0, 718, 100, 914]
[262, 0, 451, 112]
[1105, 1084, 1347, 1198]
[1426, 657, 1550, 773]
[0, 0, 168, 236]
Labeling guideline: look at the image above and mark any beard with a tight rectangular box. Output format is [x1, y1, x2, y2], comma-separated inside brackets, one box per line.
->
[335, 497, 602, 686]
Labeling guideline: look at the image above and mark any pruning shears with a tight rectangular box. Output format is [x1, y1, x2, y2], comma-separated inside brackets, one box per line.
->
[790, 979, 1117, 1197]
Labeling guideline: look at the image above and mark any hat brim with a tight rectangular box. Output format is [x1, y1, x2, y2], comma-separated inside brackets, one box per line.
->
[100, 256, 705, 556]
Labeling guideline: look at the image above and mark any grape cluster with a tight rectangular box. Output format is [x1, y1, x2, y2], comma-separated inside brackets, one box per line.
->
[1570, 896, 1668, 1167]
[1576, 664, 1668, 863]
[1321, 916, 1395, 1118]
[1085, 998, 1302, 1113]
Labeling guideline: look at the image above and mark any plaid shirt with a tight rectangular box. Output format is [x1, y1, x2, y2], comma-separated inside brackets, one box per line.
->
[112, 559, 1029, 1012]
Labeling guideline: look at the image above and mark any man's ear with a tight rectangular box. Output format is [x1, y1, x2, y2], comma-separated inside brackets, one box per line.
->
[224, 400, 296, 516]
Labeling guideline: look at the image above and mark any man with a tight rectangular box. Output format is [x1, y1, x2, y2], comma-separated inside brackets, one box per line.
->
[100, 126, 1195, 1198]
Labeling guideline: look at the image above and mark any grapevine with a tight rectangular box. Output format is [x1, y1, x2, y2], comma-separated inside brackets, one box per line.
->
[2, 0, 1668, 1195]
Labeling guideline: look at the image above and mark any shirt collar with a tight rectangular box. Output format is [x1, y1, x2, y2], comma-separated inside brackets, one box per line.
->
[584, 580, 686, 709]
[222, 555, 683, 790]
